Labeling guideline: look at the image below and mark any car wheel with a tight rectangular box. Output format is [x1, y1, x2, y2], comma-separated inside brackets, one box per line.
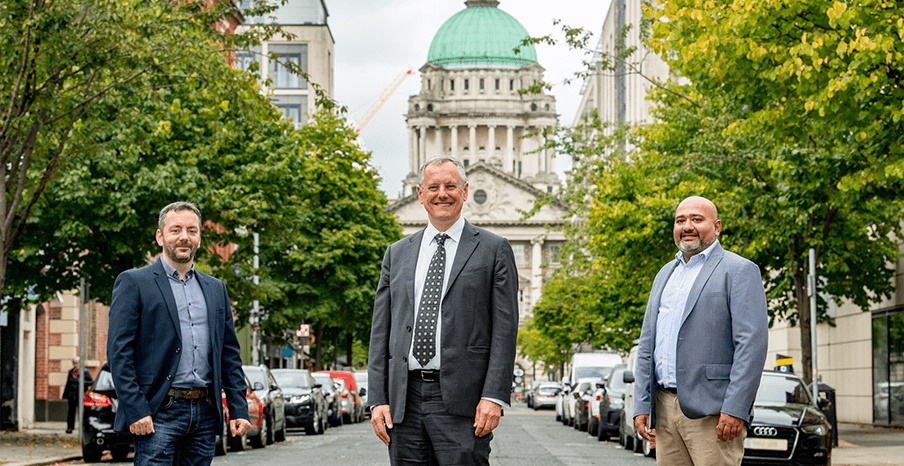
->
[82, 444, 103, 463]
[632, 431, 643, 453]
[250, 414, 268, 449]
[265, 411, 276, 445]
[275, 414, 287, 442]
[317, 413, 326, 435]
[598, 425, 610, 442]
[111, 445, 130, 462]
[642, 438, 655, 458]
[215, 415, 229, 456]
[228, 430, 246, 452]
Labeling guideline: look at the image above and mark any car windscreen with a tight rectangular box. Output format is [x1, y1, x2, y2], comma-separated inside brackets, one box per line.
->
[93, 368, 115, 391]
[244, 368, 266, 388]
[755, 374, 813, 405]
[538, 386, 561, 395]
[607, 368, 627, 391]
[575, 367, 610, 379]
[272, 371, 311, 388]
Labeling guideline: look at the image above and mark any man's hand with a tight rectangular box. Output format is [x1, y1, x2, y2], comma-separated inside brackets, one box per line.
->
[634, 414, 655, 442]
[371, 404, 393, 446]
[717, 412, 744, 442]
[230, 418, 252, 437]
[473, 400, 501, 437]
[129, 416, 154, 435]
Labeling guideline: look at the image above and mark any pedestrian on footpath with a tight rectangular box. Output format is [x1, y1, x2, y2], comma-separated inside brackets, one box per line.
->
[107, 201, 251, 465]
[633, 196, 769, 465]
[63, 357, 93, 434]
[367, 156, 520, 465]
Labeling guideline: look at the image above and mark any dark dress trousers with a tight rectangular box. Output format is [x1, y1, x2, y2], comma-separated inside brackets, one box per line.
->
[107, 258, 248, 433]
[367, 220, 519, 424]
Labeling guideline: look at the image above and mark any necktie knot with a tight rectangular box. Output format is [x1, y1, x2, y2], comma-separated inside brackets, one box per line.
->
[435, 233, 448, 246]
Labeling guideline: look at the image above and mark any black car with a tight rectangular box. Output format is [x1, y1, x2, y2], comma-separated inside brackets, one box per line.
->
[570, 380, 597, 432]
[271, 369, 328, 435]
[242, 365, 288, 446]
[312, 373, 344, 427]
[81, 364, 132, 462]
[594, 364, 626, 441]
[743, 371, 832, 465]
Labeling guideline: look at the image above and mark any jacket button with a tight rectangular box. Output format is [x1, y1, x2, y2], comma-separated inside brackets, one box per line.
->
[388, 355, 393, 359]
[406, 326, 412, 332]
[176, 348, 181, 353]
[167, 375, 173, 380]
[402, 357, 408, 363]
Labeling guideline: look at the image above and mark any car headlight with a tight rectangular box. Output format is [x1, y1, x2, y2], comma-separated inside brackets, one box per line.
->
[800, 423, 827, 436]
[291, 395, 311, 403]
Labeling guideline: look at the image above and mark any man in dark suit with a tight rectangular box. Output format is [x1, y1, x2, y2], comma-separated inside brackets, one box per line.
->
[62, 357, 93, 434]
[368, 156, 519, 465]
[107, 201, 251, 466]
[633, 196, 768, 465]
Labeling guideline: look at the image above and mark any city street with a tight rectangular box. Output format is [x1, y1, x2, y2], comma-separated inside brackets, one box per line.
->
[84, 405, 652, 465]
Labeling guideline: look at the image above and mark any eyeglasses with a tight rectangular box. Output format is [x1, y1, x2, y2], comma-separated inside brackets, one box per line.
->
[420, 183, 461, 193]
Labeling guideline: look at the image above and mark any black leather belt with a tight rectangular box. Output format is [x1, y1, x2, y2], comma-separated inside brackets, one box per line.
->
[409, 369, 440, 382]
[167, 387, 209, 399]
[658, 385, 678, 394]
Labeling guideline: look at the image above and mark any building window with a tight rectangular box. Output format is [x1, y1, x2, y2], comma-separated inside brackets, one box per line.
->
[271, 95, 307, 128]
[474, 189, 488, 204]
[464, 79, 469, 91]
[495, 78, 500, 90]
[511, 244, 527, 267]
[463, 159, 470, 167]
[450, 79, 455, 91]
[269, 44, 308, 89]
[873, 308, 904, 424]
[510, 79, 515, 91]
[479, 78, 485, 90]
[544, 243, 561, 263]
[428, 79, 432, 90]
[235, 48, 260, 73]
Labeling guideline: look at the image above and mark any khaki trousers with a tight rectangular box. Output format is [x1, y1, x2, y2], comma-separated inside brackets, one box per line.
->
[654, 389, 745, 466]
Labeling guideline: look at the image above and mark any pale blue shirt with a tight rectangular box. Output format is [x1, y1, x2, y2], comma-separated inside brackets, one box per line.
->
[161, 259, 212, 388]
[654, 241, 718, 389]
[408, 217, 464, 371]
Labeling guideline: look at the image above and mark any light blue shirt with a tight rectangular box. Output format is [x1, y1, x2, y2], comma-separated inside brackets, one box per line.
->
[654, 241, 718, 389]
[161, 259, 212, 388]
[408, 217, 464, 371]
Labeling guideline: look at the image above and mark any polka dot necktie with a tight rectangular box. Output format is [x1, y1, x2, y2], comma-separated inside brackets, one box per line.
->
[413, 233, 449, 367]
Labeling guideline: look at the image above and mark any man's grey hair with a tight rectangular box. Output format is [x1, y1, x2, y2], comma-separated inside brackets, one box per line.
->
[418, 155, 468, 186]
[158, 201, 202, 230]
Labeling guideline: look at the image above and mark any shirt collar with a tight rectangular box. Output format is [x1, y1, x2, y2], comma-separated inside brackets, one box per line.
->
[424, 217, 465, 245]
[674, 239, 719, 265]
[160, 257, 194, 280]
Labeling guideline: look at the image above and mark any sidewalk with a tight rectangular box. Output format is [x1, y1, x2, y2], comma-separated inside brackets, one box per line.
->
[1, 421, 902, 465]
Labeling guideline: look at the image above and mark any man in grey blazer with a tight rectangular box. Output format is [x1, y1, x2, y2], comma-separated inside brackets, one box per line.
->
[633, 196, 768, 465]
[368, 156, 519, 465]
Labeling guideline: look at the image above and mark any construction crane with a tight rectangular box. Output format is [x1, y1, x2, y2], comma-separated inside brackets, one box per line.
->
[354, 69, 413, 134]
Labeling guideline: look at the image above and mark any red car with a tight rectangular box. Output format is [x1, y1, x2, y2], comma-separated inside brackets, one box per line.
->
[317, 370, 365, 423]
[221, 374, 265, 452]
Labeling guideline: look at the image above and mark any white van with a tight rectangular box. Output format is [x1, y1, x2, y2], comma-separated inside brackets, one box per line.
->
[566, 352, 623, 386]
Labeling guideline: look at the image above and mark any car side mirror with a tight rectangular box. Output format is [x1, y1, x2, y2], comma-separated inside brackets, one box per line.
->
[358, 387, 366, 396]
[595, 382, 606, 389]
[252, 381, 265, 391]
[314, 383, 322, 389]
[623, 370, 635, 384]
[817, 397, 831, 410]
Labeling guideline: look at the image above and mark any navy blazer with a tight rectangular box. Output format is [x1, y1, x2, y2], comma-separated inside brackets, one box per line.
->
[633, 242, 768, 426]
[107, 259, 248, 432]
[367, 220, 519, 423]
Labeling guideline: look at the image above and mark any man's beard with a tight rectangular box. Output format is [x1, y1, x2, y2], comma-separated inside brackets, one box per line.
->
[676, 236, 712, 254]
[165, 242, 196, 264]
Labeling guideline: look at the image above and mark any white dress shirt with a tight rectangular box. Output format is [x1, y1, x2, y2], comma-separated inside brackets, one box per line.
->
[654, 240, 718, 389]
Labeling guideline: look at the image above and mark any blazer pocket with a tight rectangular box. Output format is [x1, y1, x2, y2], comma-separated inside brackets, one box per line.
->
[459, 265, 488, 277]
[705, 364, 732, 380]
[467, 345, 490, 353]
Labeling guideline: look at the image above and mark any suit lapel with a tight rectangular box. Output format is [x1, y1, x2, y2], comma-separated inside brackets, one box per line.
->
[404, 230, 425, 312]
[446, 221, 479, 293]
[152, 259, 182, 336]
[680, 243, 725, 326]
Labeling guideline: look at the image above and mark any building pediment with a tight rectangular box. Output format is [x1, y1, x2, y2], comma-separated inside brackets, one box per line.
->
[388, 162, 566, 228]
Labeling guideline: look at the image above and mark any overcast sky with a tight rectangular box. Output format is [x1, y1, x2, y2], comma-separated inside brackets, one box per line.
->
[327, 0, 612, 198]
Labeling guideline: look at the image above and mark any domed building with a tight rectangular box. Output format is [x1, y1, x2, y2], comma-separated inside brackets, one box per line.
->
[389, 0, 566, 381]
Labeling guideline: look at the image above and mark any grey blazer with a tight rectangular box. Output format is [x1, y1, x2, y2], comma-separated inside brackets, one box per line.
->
[367, 220, 519, 424]
[633, 242, 768, 425]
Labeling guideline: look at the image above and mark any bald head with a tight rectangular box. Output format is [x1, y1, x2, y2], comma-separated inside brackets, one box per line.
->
[673, 196, 722, 260]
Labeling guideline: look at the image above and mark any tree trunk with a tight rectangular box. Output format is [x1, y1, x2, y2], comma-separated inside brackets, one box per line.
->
[345, 333, 354, 370]
[792, 262, 813, 386]
[313, 322, 324, 371]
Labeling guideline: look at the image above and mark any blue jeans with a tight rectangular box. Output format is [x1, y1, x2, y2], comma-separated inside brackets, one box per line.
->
[133, 395, 217, 466]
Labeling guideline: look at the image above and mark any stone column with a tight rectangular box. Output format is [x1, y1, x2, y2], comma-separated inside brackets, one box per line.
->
[409, 127, 417, 173]
[469, 125, 477, 160]
[530, 238, 544, 309]
[418, 126, 427, 168]
[436, 126, 444, 156]
[506, 125, 514, 174]
[450, 125, 459, 158]
[487, 125, 496, 165]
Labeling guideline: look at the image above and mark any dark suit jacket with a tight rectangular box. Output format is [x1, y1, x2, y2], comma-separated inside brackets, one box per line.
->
[107, 258, 248, 432]
[634, 242, 768, 426]
[63, 369, 93, 401]
[367, 220, 519, 424]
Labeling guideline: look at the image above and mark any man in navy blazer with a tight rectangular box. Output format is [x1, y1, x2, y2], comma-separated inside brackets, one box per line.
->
[633, 196, 768, 465]
[368, 156, 519, 465]
[107, 202, 250, 465]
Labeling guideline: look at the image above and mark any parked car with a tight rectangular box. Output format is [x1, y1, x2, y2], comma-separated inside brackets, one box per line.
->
[227, 373, 264, 452]
[271, 369, 328, 435]
[591, 364, 626, 441]
[531, 382, 561, 410]
[242, 365, 287, 445]
[312, 372, 344, 427]
[317, 370, 365, 424]
[619, 343, 654, 457]
[525, 381, 543, 408]
[555, 381, 571, 422]
[354, 371, 370, 418]
[570, 378, 599, 432]
[81, 363, 132, 462]
[743, 371, 833, 465]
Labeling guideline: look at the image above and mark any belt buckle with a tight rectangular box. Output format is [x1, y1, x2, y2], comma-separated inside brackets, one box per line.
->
[421, 370, 438, 382]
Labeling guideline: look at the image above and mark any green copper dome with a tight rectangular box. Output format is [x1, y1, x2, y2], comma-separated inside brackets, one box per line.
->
[427, 1, 537, 68]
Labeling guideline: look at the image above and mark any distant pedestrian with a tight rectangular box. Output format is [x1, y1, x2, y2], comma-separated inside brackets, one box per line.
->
[62, 357, 93, 434]
[107, 201, 250, 465]
[367, 155, 520, 465]
[633, 196, 769, 465]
